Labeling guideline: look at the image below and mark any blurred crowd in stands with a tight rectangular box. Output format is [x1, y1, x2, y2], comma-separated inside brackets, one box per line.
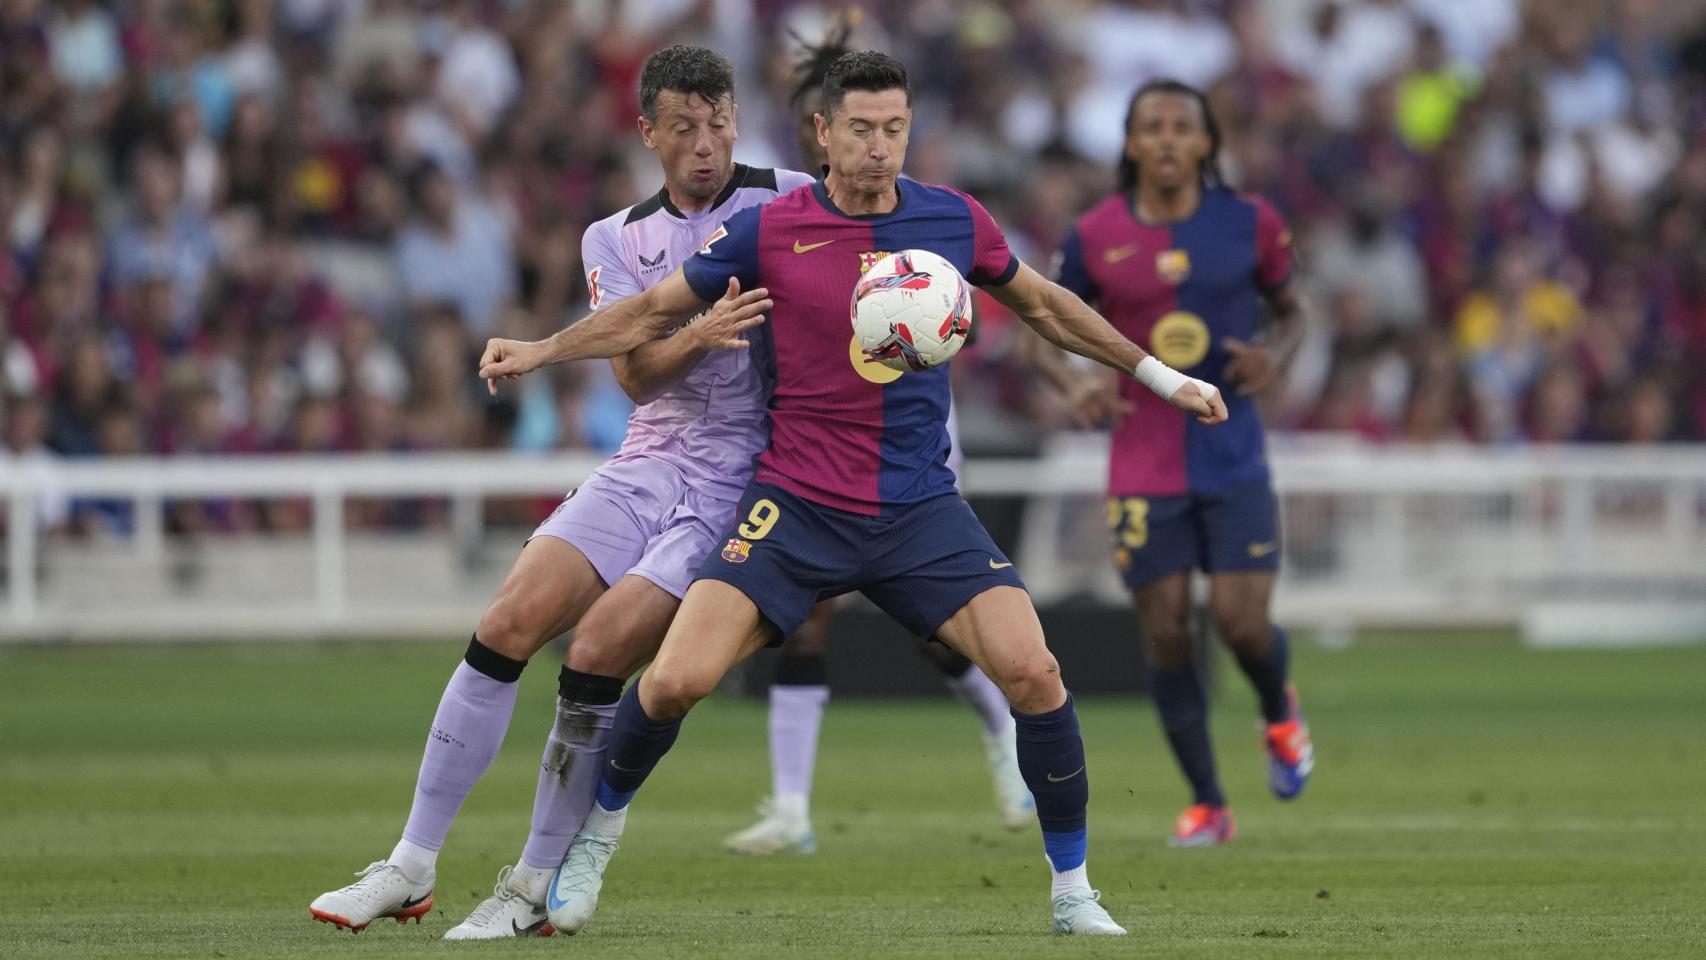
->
[3, 0, 1705, 509]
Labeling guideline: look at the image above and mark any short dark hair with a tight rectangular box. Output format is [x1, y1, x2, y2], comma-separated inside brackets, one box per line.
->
[821, 50, 911, 118]
[1119, 79, 1224, 192]
[638, 45, 735, 123]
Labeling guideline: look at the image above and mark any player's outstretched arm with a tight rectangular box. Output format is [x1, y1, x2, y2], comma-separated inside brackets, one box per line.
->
[986, 262, 1227, 425]
[479, 270, 769, 395]
[613, 278, 773, 405]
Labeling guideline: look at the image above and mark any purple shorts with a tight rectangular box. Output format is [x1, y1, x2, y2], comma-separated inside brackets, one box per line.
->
[531, 456, 741, 599]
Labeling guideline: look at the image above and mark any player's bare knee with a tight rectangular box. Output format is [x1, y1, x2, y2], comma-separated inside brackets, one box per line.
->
[1145, 624, 1194, 672]
[641, 669, 714, 718]
[475, 601, 543, 661]
[995, 652, 1064, 713]
[566, 620, 650, 678]
[780, 629, 825, 658]
[1212, 610, 1270, 656]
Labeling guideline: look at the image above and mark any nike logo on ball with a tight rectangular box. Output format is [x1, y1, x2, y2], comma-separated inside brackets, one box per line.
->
[793, 239, 834, 253]
[1046, 765, 1084, 783]
[989, 559, 1014, 570]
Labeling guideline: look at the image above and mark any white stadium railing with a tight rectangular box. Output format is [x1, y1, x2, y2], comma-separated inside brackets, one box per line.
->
[4, 438, 1704, 645]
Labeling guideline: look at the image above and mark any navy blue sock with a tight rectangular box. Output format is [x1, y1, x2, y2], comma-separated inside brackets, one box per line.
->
[1012, 695, 1088, 871]
[1149, 665, 1226, 808]
[593, 683, 682, 811]
[1233, 626, 1292, 724]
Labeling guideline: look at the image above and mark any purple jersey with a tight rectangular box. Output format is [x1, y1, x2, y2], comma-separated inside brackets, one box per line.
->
[582, 164, 815, 498]
[681, 179, 1017, 517]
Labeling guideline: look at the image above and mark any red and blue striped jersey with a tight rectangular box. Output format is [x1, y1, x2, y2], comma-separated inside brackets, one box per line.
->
[1056, 188, 1293, 496]
[682, 178, 1018, 516]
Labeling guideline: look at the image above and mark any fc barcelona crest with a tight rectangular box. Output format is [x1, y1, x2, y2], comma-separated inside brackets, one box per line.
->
[721, 538, 752, 563]
[858, 251, 891, 274]
[1155, 249, 1191, 285]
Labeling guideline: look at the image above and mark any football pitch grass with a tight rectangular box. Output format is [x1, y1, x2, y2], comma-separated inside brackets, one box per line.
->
[3, 636, 1704, 959]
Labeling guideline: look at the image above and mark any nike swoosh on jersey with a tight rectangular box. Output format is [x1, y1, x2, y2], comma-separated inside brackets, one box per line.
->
[1103, 243, 1141, 264]
[1046, 765, 1085, 783]
[793, 239, 835, 254]
[989, 559, 1014, 570]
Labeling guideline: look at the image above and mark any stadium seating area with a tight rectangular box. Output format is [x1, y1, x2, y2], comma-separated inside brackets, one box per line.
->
[3, 0, 1704, 483]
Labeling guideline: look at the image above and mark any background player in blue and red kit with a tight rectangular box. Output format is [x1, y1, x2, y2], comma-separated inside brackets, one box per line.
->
[479, 52, 1226, 936]
[1049, 80, 1316, 848]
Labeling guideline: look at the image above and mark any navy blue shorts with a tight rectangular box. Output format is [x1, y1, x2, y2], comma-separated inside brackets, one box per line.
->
[695, 482, 1026, 639]
[1107, 479, 1280, 590]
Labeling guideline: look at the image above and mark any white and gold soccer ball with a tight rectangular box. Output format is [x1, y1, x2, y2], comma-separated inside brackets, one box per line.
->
[850, 249, 973, 372]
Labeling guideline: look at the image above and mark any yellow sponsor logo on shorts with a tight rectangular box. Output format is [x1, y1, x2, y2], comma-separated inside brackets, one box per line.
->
[721, 538, 752, 563]
[1247, 541, 1279, 558]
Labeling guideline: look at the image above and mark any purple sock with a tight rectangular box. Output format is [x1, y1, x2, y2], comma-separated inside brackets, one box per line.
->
[769, 685, 829, 797]
[401, 639, 525, 850]
[943, 665, 1011, 737]
[519, 668, 621, 870]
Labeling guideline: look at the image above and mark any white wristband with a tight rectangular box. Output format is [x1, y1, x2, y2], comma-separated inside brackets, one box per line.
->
[1134, 356, 1218, 402]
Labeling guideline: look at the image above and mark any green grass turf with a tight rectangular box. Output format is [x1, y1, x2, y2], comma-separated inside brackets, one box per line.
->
[3, 636, 1705, 959]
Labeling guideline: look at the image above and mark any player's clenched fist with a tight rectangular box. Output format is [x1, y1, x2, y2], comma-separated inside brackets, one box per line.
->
[1134, 355, 1228, 426]
[684, 277, 772, 352]
[480, 338, 548, 396]
[1169, 380, 1228, 425]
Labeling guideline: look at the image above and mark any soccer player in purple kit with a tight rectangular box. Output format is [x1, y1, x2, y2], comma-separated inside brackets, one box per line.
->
[1048, 80, 1316, 848]
[723, 22, 1034, 859]
[307, 46, 815, 938]
[480, 52, 1226, 936]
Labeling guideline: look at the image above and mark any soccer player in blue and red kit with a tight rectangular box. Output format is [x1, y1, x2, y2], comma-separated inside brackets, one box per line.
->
[480, 53, 1226, 935]
[1049, 80, 1316, 848]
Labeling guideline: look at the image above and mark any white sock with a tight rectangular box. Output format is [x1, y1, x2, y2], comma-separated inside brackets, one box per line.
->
[769, 685, 829, 797]
[773, 790, 810, 821]
[508, 861, 553, 904]
[583, 802, 628, 837]
[388, 837, 437, 883]
[1050, 860, 1091, 898]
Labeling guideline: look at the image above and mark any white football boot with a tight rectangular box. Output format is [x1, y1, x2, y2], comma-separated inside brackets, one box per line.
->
[442, 865, 554, 940]
[722, 795, 816, 855]
[1051, 889, 1128, 936]
[309, 861, 434, 933]
[545, 828, 622, 934]
[985, 723, 1037, 830]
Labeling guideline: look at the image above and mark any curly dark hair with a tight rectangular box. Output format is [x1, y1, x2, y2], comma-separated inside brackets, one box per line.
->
[638, 45, 736, 123]
[821, 50, 911, 118]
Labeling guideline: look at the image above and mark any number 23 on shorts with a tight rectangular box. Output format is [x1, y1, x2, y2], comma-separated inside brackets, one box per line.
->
[1106, 496, 1149, 550]
[739, 498, 781, 540]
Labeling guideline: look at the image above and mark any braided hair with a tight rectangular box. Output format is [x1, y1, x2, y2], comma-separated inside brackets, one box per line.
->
[788, 12, 859, 111]
[1117, 79, 1225, 193]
